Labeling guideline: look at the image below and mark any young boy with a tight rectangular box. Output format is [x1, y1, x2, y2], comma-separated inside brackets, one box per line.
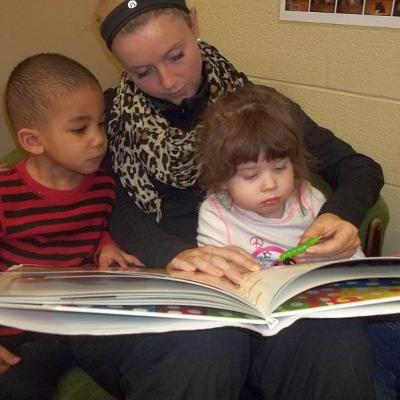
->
[0, 52, 140, 399]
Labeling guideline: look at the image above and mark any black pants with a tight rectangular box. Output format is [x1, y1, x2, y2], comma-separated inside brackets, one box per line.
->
[245, 318, 375, 400]
[72, 319, 374, 400]
[71, 327, 250, 400]
[0, 332, 75, 400]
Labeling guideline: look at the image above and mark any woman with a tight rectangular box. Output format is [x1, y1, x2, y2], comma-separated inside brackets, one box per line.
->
[72, 1, 381, 399]
[99, 1, 383, 281]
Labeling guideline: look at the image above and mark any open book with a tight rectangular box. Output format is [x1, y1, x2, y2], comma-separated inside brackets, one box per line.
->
[0, 257, 400, 336]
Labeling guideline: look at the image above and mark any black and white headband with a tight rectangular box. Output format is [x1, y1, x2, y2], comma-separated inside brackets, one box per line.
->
[100, 0, 190, 49]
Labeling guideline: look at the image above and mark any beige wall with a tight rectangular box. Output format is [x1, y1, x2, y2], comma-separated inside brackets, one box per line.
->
[0, 1, 399, 254]
[0, 0, 121, 153]
[193, 0, 400, 256]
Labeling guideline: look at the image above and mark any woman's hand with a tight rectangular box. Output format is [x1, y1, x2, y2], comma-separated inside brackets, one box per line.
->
[167, 245, 260, 284]
[296, 213, 360, 263]
[0, 345, 21, 375]
[98, 245, 143, 269]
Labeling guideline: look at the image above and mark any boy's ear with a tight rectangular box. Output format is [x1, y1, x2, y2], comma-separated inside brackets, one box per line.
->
[17, 128, 44, 155]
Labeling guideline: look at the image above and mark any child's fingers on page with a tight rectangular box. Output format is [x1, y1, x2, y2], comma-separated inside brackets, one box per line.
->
[98, 256, 110, 269]
[114, 256, 130, 270]
[124, 253, 143, 266]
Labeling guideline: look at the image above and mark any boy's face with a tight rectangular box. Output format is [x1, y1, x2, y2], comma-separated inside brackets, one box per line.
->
[39, 85, 107, 176]
[222, 156, 295, 219]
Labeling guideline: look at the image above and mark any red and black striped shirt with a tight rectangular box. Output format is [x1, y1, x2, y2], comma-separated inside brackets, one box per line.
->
[0, 161, 117, 336]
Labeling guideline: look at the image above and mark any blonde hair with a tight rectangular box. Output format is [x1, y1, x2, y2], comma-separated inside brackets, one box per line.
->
[94, 0, 192, 39]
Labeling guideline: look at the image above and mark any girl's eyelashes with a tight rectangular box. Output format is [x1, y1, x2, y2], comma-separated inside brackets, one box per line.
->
[241, 173, 258, 181]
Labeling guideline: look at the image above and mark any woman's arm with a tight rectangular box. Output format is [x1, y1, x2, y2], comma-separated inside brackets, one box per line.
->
[289, 93, 383, 261]
[304, 116, 384, 227]
[109, 183, 194, 267]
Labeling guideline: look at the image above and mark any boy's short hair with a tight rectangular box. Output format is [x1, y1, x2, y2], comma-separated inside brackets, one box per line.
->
[197, 84, 311, 193]
[5, 53, 100, 131]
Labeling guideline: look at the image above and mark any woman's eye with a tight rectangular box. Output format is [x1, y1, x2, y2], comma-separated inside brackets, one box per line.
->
[135, 69, 150, 79]
[170, 52, 184, 61]
[70, 126, 87, 133]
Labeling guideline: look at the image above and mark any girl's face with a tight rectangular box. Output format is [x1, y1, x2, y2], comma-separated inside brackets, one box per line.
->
[111, 9, 203, 105]
[222, 156, 295, 219]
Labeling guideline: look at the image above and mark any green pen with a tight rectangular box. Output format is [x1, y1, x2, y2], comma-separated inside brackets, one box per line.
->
[278, 236, 320, 261]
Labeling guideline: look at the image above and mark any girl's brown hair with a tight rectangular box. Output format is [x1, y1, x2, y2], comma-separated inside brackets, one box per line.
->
[197, 84, 311, 193]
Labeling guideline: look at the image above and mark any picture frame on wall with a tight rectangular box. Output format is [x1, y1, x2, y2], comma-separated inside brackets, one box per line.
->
[280, 0, 400, 27]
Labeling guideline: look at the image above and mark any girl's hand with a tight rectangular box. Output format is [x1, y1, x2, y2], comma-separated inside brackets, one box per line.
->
[98, 245, 143, 269]
[296, 213, 360, 263]
[167, 245, 260, 284]
[0, 345, 21, 375]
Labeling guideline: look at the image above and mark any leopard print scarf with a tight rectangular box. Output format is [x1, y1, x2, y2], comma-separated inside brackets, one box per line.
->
[107, 41, 246, 221]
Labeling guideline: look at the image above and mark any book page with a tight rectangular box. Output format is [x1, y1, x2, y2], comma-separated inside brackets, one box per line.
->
[0, 266, 263, 317]
[2, 258, 400, 323]
[236, 257, 400, 317]
[272, 258, 400, 312]
[274, 278, 400, 317]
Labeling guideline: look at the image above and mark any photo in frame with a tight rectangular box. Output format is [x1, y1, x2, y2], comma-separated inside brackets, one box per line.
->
[281, 0, 400, 27]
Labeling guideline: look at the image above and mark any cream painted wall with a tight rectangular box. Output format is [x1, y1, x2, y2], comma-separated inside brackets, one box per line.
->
[0, 1, 399, 254]
[193, 0, 400, 256]
[0, 0, 121, 154]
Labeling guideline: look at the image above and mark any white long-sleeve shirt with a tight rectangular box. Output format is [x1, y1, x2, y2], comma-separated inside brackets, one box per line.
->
[197, 182, 363, 267]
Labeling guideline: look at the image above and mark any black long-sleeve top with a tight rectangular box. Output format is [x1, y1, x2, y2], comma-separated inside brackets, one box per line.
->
[105, 81, 384, 268]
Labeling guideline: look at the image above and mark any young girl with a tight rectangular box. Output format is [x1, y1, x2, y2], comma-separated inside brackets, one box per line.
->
[196, 83, 372, 400]
[197, 84, 364, 268]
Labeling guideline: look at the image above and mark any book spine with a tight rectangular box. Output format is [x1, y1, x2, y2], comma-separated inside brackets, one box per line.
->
[265, 317, 279, 329]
